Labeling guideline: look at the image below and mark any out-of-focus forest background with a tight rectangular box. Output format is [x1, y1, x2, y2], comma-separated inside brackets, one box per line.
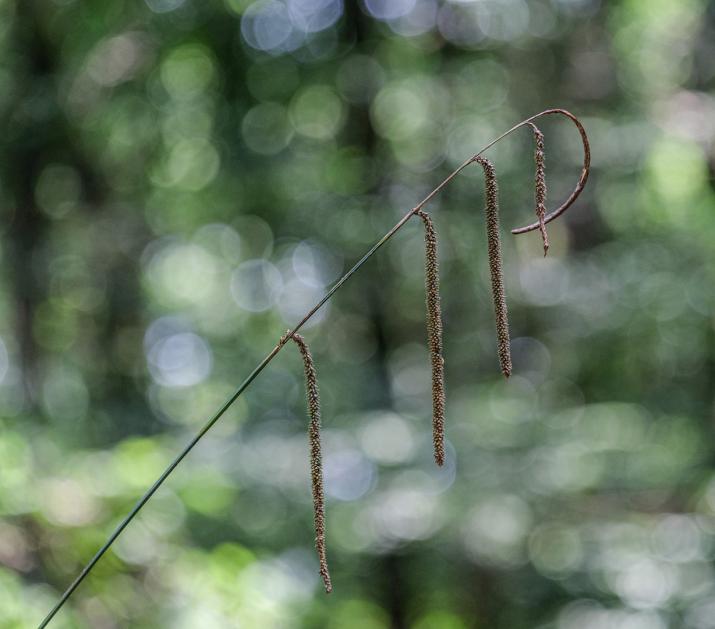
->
[1, 0, 715, 627]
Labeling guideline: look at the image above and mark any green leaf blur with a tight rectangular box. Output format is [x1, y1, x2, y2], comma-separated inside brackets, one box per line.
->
[1, 0, 714, 627]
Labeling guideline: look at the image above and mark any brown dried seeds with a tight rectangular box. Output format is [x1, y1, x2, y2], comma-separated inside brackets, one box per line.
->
[416, 210, 446, 466]
[529, 123, 549, 255]
[282, 332, 332, 593]
[475, 156, 512, 378]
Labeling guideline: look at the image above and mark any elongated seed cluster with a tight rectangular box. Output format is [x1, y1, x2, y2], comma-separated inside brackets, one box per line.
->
[529, 123, 549, 255]
[474, 156, 512, 378]
[415, 209, 446, 467]
[281, 332, 332, 593]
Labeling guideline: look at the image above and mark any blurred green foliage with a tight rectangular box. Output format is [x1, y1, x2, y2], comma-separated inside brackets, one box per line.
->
[1, 0, 714, 627]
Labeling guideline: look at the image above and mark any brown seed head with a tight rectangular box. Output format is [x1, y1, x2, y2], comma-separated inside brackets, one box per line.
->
[284, 332, 332, 593]
[415, 210, 446, 467]
[528, 123, 549, 256]
[474, 157, 512, 378]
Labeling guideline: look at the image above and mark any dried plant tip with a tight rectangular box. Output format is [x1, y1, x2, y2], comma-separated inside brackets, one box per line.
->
[474, 157, 512, 378]
[415, 210, 446, 467]
[528, 123, 549, 256]
[285, 332, 332, 593]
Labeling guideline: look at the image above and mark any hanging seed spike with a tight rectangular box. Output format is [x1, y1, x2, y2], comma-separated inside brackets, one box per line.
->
[283, 331, 332, 593]
[415, 209, 446, 467]
[474, 157, 512, 379]
[528, 122, 549, 256]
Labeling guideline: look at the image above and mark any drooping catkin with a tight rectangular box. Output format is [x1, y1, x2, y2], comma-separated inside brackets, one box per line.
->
[281, 332, 332, 593]
[474, 156, 512, 378]
[415, 209, 446, 467]
[529, 123, 549, 255]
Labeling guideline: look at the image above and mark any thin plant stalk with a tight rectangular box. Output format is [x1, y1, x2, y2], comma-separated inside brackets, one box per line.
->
[37, 109, 589, 629]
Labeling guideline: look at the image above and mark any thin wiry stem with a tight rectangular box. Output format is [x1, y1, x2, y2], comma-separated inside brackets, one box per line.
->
[475, 156, 512, 378]
[528, 123, 549, 255]
[506, 109, 590, 234]
[281, 332, 332, 593]
[37, 109, 589, 629]
[415, 210, 445, 466]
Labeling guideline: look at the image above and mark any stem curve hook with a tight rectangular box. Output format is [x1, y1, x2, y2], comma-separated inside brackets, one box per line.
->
[468, 108, 590, 235]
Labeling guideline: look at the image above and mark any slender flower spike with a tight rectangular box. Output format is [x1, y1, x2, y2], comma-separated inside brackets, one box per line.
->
[474, 156, 512, 378]
[528, 123, 549, 255]
[280, 331, 332, 593]
[415, 209, 446, 467]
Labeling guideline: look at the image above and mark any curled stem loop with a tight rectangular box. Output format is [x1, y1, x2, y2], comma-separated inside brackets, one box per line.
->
[470, 108, 590, 236]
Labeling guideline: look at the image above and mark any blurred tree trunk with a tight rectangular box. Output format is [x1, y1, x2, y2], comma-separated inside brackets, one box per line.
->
[344, 4, 408, 628]
[7, 1, 56, 403]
